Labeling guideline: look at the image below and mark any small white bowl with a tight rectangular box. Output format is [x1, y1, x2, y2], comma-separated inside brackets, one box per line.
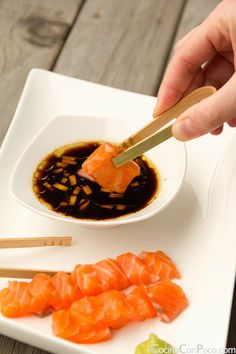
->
[10, 115, 186, 229]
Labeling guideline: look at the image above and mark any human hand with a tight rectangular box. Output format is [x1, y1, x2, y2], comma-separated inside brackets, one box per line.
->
[153, 0, 236, 141]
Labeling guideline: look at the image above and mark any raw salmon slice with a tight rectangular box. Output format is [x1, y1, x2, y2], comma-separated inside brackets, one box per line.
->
[51, 272, 82, 309]
[140, 250, 181, 280]
[69, 296, 104, 329]
[117, 252, 159, 285]
[126, 285, 156, 321]
[94, 258, 129, 291]
[28, 273, 62, 312]
[81, 143, 140, 193]
[52, 310, 111, 344]
[71, 264, 105, 296]
[148, 279, 188, 322]
[0, 281, 33, 317]
[98, 290, 133, 329]
[67, 326, 111, 344]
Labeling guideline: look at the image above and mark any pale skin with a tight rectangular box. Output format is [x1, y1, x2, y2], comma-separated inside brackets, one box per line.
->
[153, 0, 236, 141]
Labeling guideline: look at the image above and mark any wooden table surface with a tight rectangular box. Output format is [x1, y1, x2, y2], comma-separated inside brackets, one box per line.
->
[0, 0, 235, 353]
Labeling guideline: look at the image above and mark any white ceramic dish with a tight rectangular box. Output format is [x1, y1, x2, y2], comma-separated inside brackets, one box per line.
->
[0, 69, 236, 354]
[10, 114, 186, 229]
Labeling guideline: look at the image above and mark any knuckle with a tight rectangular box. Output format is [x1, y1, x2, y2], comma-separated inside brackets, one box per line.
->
[193, 102, 223, 133]
[179, 55, 197, 74]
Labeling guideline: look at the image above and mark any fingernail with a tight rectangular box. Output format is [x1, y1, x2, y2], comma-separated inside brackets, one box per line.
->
[153, 100, 163, 117]
[172, 119, 198, 141]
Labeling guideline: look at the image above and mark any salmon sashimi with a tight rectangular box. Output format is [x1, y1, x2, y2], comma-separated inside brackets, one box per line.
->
[53, 309, 111, 344]
[98, 290, 133, 329]
[140, 250, 181, 280]
[81, 143, 140, 193]
[28, 273, 63, 312]
[148, 279, 188, 322]
[72, 260, 129, 297]
[93, 258, 129, 292]
[52, 280, 188, 344]
[0, 281, 34, 317]
[0, 250, 182, 318]
[51, 272, 82, 309]
[126, 285, 156, 321]
[68, 326, 111, 344]
[117, 252, 159, 285]
[71, 264, 106, 296]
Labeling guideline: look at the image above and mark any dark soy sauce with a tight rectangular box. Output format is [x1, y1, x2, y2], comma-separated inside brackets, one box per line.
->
[33, 142, 159, 220]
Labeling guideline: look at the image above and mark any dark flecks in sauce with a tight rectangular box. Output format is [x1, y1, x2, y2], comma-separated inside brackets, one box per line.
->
[33, 142, 159, 220]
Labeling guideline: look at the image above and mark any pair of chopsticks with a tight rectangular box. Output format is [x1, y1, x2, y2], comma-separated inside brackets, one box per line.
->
[112, 86, 216, 167]
[0, 236, 72, 279]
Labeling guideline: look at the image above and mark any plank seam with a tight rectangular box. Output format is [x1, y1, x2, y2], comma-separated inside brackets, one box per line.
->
[153, 0, 188, 95]
[51, 0, 87, 71]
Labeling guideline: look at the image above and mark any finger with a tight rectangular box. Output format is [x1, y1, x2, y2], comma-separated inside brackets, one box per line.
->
[153, 1, 230, 116]
[172, 73, 236, 141]
[153, 68, 204, 119]
[174, 26, 199, 51]
[184, 67, 204, 94]
[211, 125, 224, 135]
[153, 23, 216, 116]
[221, 50, 234, 66]
[227, 117, 236, 128]
[203, 53, 234, 88]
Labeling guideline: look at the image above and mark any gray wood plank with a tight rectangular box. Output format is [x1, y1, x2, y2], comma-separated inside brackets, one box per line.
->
[0, 335, 51, 354]
[0, 0, 84, 145]
[54, 0, 186, 95]
[171, 0, 221, 43]
[160, 0, 221, 76]
[162, 0, 221, 74]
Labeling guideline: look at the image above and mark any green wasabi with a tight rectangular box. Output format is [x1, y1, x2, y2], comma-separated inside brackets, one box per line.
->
[135, 334, 174, 354]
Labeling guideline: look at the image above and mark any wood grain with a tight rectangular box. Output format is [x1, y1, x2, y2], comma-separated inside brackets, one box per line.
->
[0, 267, 57, 279]
[54, 0, 185, 95]
[171, 0, 221, 43]
[0, 335, 50, 354]
[0, 0, 84, 146]
[163, 0, 221, 72]
[0, 236, 72, 248]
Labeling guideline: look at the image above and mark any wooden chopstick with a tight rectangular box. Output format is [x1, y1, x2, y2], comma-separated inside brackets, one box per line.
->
[0, 236, 72, 248]
[113, 125, 173, 168]
[0, 267, 59, 278]
[121, 86, 216, 148]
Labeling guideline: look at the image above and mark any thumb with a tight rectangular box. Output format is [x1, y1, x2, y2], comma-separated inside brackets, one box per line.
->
[172, 73, 236, 141]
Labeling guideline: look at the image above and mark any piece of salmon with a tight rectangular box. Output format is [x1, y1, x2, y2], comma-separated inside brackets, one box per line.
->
[140, 250, 181, 280]
[51, 272, 82, 309]
[126, 285, 156, 321]
[0, 281, 33, 318]
[81, 143, 140, 193]
[52, 309, 111, 344]
[148, 279, 188, 322]
[117, 252, 159, 285]
[93, 258, 129, 292]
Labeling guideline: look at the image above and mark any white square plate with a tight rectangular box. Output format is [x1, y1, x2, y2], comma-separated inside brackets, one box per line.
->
[0, 69, 236, 354]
